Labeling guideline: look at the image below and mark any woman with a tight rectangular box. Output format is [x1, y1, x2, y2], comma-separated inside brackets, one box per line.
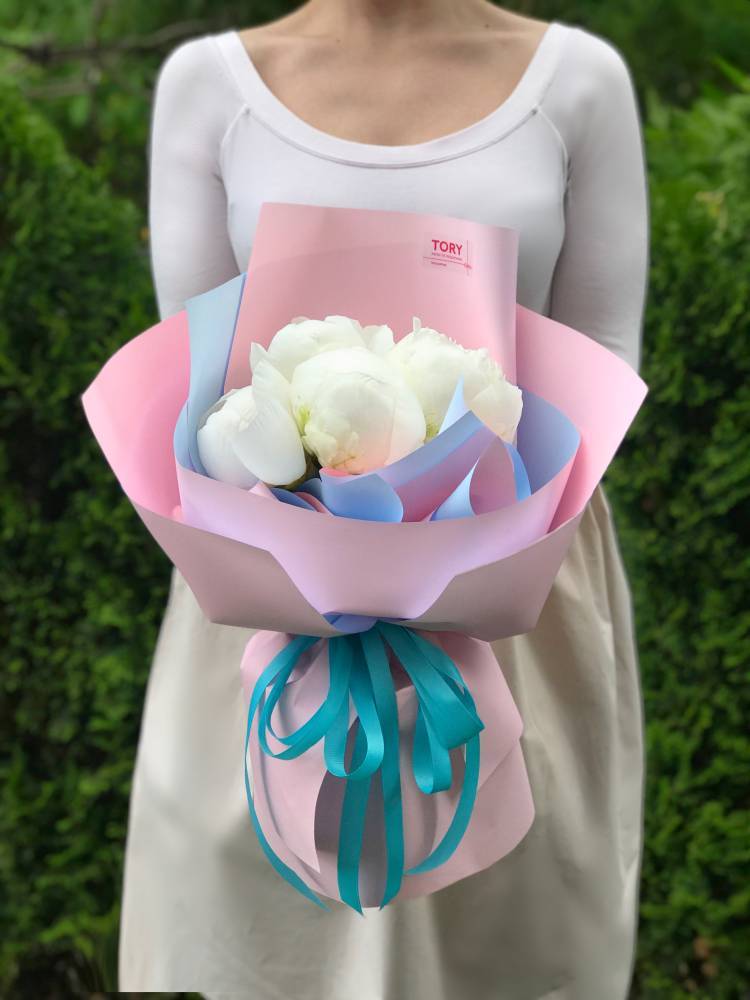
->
[120, 1, 650, 996]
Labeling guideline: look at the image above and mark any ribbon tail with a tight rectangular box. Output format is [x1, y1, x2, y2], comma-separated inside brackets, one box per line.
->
[360, 628, 405, 908]
[405, 730, 480, 875]
[336, 717, 372, 915]
[243, 634, 329, 910]
[377, 624, 483, 878]
[244, 686, 328, 909]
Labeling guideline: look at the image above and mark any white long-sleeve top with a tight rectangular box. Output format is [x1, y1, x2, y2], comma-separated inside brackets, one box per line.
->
[147, 20, 649, 373]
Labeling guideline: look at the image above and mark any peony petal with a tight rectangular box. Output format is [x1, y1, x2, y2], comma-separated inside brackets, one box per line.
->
[249, 340, 272, 374]
[469, 380, 523, 443]
[230, 396, 307, 486]
[252, 356, 294, 412]
[196, 386, 260, 489]
[361, 323, 396, 355]
[266, 315, 366, 379]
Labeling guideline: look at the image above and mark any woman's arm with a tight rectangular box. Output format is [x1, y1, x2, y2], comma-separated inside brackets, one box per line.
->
[541, 30, 650, 373]
[147, 38, 242, 321]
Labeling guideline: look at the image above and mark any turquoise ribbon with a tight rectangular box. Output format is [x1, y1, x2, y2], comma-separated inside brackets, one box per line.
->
[243, 622, 484, 912]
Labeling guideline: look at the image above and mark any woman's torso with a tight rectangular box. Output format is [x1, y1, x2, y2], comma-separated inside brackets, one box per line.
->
[208, 21, 572, 315]
[123, 20, 648, 994]
[235, 10, 551, 148]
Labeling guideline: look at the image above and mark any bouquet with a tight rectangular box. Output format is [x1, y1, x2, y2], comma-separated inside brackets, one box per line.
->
[81, 202, 647, 912]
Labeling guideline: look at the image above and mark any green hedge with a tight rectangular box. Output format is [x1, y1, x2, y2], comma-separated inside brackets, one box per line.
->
[606, 73, 750, 996]
[0, 67, 748, 997]
[0, 79, 171, 995]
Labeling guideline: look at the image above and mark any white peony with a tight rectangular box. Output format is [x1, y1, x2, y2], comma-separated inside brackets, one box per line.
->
[290, 346, 426, 473]
[255, 314, 395, 381]
[386, 317, 523, 441]
[197, 359, 307, 487]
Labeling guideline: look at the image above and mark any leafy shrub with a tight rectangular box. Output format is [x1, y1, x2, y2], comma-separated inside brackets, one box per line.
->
[0, 59, 748, 1000]
[606, 72, 750, 998]
[0, 78, 169, 994]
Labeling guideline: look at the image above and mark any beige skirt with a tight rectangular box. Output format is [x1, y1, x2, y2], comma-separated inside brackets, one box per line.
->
[118, 483, 645, 1000]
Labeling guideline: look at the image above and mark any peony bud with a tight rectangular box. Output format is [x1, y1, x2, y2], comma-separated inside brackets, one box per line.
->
[387, 317, 523, 441]
[197, 359, 307, 487]
[290, 346, 426, 473]
[258, 315, 367, 380]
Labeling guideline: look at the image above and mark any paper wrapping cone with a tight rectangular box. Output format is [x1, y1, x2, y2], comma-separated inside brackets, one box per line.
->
[81, 203, 647, 907]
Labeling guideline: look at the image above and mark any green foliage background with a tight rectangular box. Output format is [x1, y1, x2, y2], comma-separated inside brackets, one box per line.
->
[0, 2, 748, 997]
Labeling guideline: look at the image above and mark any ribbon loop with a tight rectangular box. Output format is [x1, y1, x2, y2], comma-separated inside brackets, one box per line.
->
[258, 634, 351, 759]
[325, 636, 385, 781]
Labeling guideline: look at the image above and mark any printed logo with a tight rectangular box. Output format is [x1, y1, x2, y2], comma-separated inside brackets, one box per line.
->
[422, 233, 473, 275]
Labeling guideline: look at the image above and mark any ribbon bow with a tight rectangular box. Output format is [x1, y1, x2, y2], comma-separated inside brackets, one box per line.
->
[243, 622, 484, 912]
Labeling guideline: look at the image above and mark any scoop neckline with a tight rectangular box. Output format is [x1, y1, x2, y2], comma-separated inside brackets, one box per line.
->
[214, 21, 568, 166]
